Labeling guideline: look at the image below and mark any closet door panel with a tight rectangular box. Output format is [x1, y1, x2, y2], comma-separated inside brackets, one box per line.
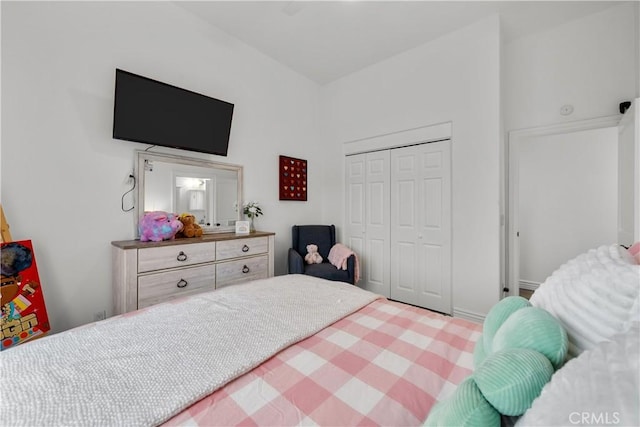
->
[421, 243, 443, 296]
[397, 241, 417, 292]
[391, 147, 420, 303]
[391, 142, 451, 314]
[345, 152, 390, 297]
[364, 151, 391, 297]
[423, 178, 442, 228]
[346, 155, 366, 287]
[397, 181, 416, 226]
[347, 176, 365, 272]
[349, 184, 364, 225]
[346, 158, 365, 228]
[367, 238, 386, 287]
[417, 141, 451, 313]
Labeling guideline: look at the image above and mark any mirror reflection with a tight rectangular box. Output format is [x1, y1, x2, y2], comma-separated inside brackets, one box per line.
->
[137, 151, 243, 234]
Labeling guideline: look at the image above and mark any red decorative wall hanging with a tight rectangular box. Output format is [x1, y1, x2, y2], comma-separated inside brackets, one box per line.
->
[279, 156, 307, 201]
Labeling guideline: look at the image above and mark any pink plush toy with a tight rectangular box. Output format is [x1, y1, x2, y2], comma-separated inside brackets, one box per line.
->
[139, 211, 183, 242]
[304, 244, 323, 264]
[628, 242, 640, 264]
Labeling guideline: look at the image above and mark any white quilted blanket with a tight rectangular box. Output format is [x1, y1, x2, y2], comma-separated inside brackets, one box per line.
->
[0, 275, 380, 426]
[530, 244, 640, 357]
[517, 322, 640, 426]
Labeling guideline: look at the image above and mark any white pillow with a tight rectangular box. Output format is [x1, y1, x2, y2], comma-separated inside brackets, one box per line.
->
[530, 244, 640, 357]
[516, 323, 639, 426]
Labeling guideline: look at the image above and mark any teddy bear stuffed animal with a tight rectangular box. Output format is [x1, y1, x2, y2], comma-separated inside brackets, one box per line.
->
[304, 244, 323, 264]
[176, 213, 203, 238]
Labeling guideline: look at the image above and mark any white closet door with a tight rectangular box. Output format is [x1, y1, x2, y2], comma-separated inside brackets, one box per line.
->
[364, 151, 390, 296]
[345, 151, 390, 296]
[390, 141, 451, 314]
[345, 154, 367, 287]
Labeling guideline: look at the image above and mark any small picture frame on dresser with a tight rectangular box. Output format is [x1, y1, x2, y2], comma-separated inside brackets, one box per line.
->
[235, 221, 250, 235]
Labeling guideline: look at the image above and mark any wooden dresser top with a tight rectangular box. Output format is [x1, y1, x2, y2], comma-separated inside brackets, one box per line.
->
[111, 231, 275, 250]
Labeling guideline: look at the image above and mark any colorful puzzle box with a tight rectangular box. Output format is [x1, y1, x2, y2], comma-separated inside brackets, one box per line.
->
[1, 240, 50, 350]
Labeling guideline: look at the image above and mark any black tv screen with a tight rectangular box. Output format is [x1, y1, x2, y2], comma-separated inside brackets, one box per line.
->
[113, 69, 234, 156]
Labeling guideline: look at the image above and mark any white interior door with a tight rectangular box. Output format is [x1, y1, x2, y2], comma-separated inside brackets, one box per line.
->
[390, 141, 451, 314]
[345, 152, 390, 296]
[345, 154, 367, 288]
[364, 151, 390, 296]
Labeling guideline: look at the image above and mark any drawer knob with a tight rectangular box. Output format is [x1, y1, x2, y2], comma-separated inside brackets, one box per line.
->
[242, 244, 250, 253]
[177, 251, 188, 262]
[242, 265, 250, 274]
[176, 279, 188, 288]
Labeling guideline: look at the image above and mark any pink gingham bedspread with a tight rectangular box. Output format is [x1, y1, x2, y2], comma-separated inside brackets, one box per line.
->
[164, 299, 481, 426]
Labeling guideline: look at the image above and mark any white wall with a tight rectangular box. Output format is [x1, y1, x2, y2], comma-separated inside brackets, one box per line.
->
[518, 126, 618, 284]
[1, 2, 324, 332]
[503, 2, 637, 289]
[504, 3, 638, 131]
[319, 3, 638, 319]
[320, 17, 502, 320]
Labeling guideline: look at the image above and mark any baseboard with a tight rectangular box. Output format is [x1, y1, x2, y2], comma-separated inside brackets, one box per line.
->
[519, 280, 541, 291]
[453, 307, 485, 324]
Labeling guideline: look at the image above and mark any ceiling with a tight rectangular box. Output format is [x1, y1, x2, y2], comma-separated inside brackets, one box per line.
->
[176, 1, 625, 85]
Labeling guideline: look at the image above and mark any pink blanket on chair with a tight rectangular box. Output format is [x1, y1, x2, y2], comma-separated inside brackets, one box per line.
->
[328, 243, 360, 283]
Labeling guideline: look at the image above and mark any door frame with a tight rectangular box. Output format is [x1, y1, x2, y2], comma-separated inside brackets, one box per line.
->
[617, 100, 640, 244]
[506, 115, 621, 297]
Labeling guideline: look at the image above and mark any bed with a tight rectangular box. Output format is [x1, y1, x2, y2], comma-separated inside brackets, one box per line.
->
[1, 244, 638, 426]
[1, 274, 480, 426]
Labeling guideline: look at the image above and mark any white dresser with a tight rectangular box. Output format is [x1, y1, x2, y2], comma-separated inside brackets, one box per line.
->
[111, 231, 275, 315]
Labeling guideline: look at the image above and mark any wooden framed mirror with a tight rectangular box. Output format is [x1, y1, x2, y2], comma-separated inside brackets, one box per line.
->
[136, 151, 243, 234]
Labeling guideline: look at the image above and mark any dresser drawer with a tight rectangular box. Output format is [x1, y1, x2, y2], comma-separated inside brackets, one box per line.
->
[138, 242, 216, 273]
[216, 255, 269, 288]
[138, 264, 216, 309]
[216, 237, 268, 261]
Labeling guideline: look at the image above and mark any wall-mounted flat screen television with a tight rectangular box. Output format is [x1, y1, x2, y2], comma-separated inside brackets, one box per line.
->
[113, 69, 234, 156]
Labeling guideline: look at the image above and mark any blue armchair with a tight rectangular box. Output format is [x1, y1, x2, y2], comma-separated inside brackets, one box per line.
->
[288, 225, 356, 285]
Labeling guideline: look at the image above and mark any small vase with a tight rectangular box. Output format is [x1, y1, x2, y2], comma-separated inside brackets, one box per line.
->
[249, 217, 255, 233]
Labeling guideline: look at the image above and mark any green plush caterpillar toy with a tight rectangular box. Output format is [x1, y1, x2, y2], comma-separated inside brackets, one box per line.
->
[425, 296, 568, 426]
